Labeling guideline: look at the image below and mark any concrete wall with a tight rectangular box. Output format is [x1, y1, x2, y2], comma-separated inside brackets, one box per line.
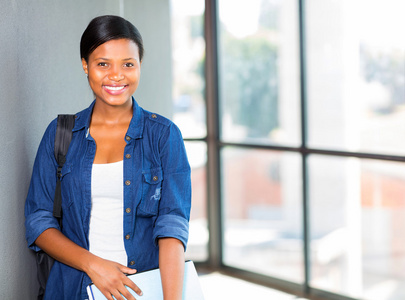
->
[0, 0, 171, 298]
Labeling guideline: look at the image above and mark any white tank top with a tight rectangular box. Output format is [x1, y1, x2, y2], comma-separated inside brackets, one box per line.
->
[89, 160, 127, 266]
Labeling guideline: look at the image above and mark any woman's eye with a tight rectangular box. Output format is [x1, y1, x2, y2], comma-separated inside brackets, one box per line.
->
[98, 62, 108, 67]
[124, 63, 134, 67]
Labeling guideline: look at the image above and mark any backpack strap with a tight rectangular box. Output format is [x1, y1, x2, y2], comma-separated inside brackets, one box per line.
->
[53, 114, 76, 223]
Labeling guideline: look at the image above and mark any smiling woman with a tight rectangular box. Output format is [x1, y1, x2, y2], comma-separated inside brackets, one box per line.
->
[24, 15, 191, 300]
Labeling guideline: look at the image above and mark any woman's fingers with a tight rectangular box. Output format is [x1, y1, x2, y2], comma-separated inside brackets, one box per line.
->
[121, 265, 137, 275]
[122, 276, 143, 297]
[103, 282, 141, 300]
[118, 265, 142, 296]
[100, 284, 135, 300]
[111, 287, 129, 300]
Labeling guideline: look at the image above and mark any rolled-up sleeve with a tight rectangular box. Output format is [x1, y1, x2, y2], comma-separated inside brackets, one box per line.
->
[25, 120, 60, 252]
[153, 123, 191, 250]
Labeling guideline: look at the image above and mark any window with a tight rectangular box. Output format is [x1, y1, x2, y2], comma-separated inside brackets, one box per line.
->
[218, 0, 301, 146]
[306, 0, 405, 298]
[222, 148, 303, 282]
[307, 0, 405, 156]
[217, 0, 303, 283]
[309, 156, 405, 299]
[171, 0, 405, 299]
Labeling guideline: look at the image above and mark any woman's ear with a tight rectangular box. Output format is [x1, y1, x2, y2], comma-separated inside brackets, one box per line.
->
[81, 58, 88, 75]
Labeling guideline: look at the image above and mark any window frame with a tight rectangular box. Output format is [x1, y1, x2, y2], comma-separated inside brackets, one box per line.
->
[187, 1, 405, 299]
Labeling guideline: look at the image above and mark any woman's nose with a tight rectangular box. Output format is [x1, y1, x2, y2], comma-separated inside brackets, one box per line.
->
[108, 67, 124, 81]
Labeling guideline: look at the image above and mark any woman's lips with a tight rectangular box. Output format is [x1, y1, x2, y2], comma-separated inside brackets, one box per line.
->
[103, 85, 128, 95]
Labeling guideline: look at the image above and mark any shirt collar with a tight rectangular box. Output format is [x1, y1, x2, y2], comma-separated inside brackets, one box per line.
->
[72, 97, 144, 139]
[127, 98, 144, 139]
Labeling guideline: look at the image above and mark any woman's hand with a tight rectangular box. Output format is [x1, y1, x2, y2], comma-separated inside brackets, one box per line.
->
[85, 256, 142, 300]
[35, 228, 142, 300]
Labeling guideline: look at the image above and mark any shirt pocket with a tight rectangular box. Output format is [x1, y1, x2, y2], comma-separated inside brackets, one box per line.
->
[138, 168, 163, 217]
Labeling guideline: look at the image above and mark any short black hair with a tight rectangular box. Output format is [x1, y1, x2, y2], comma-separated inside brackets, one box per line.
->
[80, 15, 144, 62]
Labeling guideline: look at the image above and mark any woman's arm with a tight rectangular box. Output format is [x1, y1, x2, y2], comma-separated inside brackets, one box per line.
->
[35, 228, 142, 300]
[159, 237, 185, 300]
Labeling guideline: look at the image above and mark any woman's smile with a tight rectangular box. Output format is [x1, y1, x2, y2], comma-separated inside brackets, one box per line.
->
[103, 85, 129, 95]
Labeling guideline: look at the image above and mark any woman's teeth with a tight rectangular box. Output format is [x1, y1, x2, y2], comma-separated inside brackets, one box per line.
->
[104, 86, 125, 91]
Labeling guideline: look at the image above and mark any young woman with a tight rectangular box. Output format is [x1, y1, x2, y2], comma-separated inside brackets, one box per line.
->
[25, 15, 191, 300]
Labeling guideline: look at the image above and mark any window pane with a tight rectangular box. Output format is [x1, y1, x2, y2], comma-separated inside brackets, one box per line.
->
[307, 0, 405, 155]
[170, 0, 206, 138]
[309, 155, 405, 299]
[184, 141, 208, 261]
[218, 0, 301, 146]
[222, 148, 303, 283]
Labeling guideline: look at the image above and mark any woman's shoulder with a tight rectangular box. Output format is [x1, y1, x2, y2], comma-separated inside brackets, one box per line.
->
[139, 108, 185, 142]
[42, 117, 59, 140]
[141, 107, 175, 128]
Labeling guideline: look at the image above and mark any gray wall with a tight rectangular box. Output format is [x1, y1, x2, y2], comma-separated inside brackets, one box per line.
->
[0, 1, 171, 298]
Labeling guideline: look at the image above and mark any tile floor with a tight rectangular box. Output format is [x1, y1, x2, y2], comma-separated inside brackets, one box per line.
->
[198, 271, 309, 299]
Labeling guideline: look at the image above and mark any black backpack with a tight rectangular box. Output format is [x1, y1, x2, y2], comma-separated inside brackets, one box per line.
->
[36, 114, 76, 300]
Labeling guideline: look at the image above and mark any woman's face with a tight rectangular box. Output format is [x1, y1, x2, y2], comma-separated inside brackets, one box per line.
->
[82, 38, 141, 108]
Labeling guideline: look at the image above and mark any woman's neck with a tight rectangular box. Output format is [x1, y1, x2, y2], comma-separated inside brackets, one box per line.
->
[91, 100, 133, 126]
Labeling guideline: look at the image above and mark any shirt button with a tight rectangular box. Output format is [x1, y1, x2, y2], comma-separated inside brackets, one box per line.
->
[151, 114, 157, 119]
[125, 234, 130, 240]
[129, 261, 135, 266]
[125, 154, 131, 159]
[126, 208, 131, 213]
[153, 176, 158, 181]
[125, 180, 131, 186]
[125, 136, 131, 141]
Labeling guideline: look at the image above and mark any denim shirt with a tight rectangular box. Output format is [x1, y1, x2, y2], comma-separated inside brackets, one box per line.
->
[25, 99, 191, 299]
